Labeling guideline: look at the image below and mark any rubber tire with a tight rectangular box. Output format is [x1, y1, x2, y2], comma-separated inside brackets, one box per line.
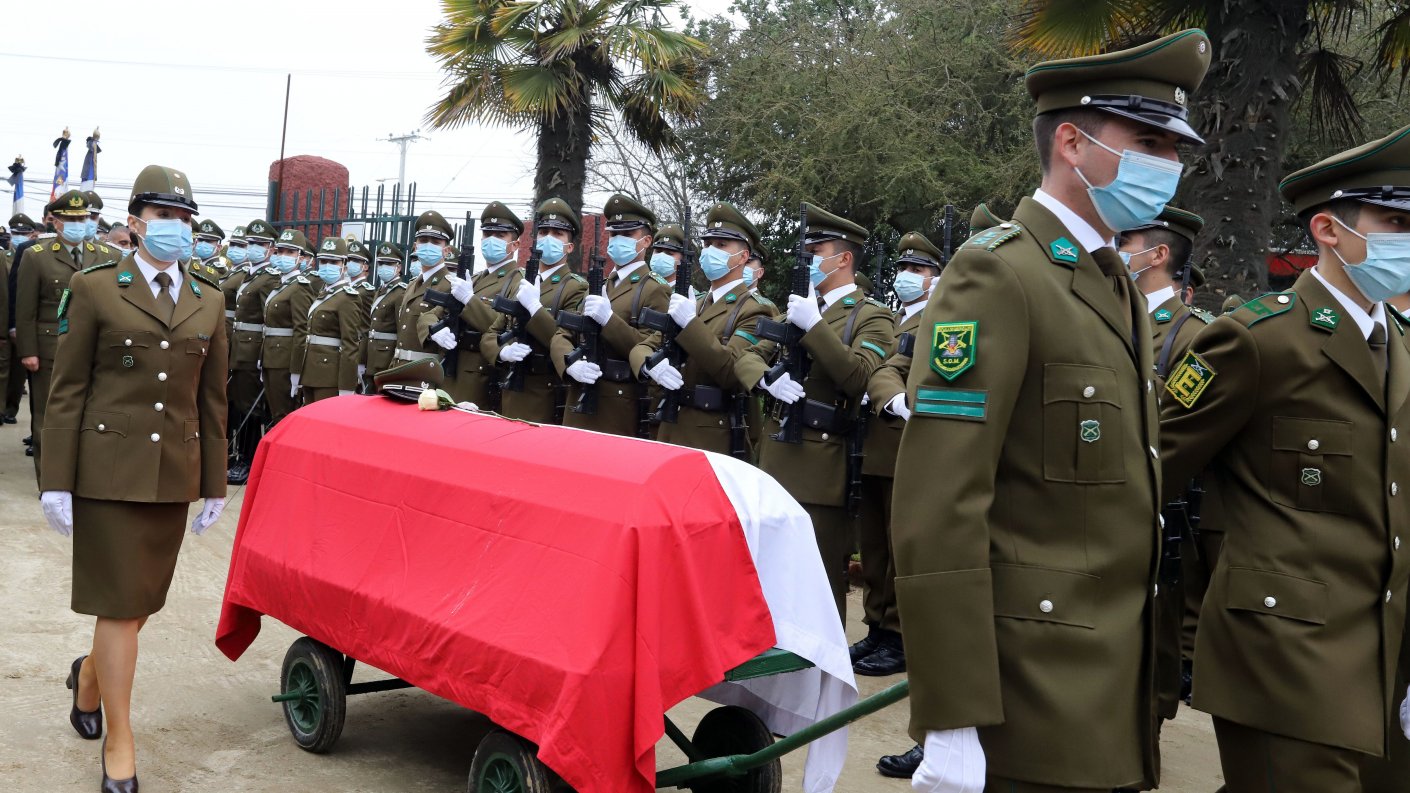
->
[279, 637, 348, 753]
[468, 730, 557, 793]
[688, 706, 782, 793]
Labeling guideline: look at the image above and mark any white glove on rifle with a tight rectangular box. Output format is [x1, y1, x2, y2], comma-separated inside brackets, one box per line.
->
[289, 373, 301, 398]
[645, 358, 684, 391]
[499, 342, 532, 363]
[190, 498, 226, 535]
[1401, 684, 1409, 740]
[515, 277, 542, 315]
[40, 491, 73, 537]
[583, 290, 613, 327]
[430, 327, 458, 351]
[786, 284, 823, 333]
[912, 728, 985, 793]
[887, 393, 912, 421]
[447, 273, 474, 304]
[566, 359, 602, 385]
[668, 293, 697, 330]
[757, 372, 805, 404]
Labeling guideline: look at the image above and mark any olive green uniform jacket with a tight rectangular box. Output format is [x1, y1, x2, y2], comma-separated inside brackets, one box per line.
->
[361, 282, 406, 377]
[230, 267, 279, 370]
[17, 240, 121, 362]
[261, 274, 315, 370]
[395, 266, 452, 361]
[416, 262, 524, 406]
[892, 197, 1162, 789]
[484, 268, 586, 423]
[863, 307, 925, 477]
[1160, 270, 1410, 757]
[629, 281, 776, 456]
[296, 282, 365, 393]
[218, 267, 248, 343]
[40, 258, 228, 502]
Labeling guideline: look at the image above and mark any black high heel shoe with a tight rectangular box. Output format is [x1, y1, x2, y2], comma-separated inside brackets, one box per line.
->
[100, 738, 139, 793]
[65, 656, 102, 740]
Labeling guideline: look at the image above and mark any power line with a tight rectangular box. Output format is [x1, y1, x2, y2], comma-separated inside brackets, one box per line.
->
[0, 51, 435, 81]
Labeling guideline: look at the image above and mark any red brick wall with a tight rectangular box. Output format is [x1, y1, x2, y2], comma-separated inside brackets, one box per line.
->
[268, 156, 350, 246]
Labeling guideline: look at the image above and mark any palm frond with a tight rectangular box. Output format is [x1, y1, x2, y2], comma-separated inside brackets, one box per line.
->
[1308, 0, 1369, 44]
[1371, 4, 1410, 89]
[1300, 46, 1365, 143]
[1009, 0, 1164, 58]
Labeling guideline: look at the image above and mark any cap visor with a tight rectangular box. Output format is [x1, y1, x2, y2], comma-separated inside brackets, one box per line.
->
[1100, 107, 1204, 145]
[1361, 197, 1410, 212]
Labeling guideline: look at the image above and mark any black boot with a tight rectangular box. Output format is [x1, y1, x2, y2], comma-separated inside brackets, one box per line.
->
[854, 629, 905, 676]
[1181, 657, 1195, 705]
[876, 745, 922, 778]
[848, 624, 882, 665]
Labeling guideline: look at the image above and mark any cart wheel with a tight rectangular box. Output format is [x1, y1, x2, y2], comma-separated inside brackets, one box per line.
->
[468, 730, 556, 793]
[688, 706, 781, 793]
[279, 637, 348, 753]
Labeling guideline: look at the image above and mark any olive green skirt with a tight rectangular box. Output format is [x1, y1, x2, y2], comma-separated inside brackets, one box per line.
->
[72, 498, 189, 619]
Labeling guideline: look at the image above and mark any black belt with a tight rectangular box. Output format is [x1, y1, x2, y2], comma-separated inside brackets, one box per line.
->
[678, 384, 728, 412]
[601, 358, 633, 383]
[771, 398, 850, 434]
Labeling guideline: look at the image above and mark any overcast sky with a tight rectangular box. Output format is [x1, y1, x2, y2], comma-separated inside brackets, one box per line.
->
[2, 0, 733, 238]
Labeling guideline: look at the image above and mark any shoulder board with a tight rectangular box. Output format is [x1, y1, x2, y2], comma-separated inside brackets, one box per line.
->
[966, 222, 1024, 252]
[262, 266, 279, 276]
[97, 245, 110, 254]
[80, 261, 117, 275]
[865, 297, 890, 310]
[650, 273, 669, 286]
[570, 273, 587, 284]
[359, 281, 374, 290]
[295, 275, 311, 285]
[752, 294, 775, 308]
[1190, 306, 1215, 324]
[189, 268, 221, 288]
[342, 285, 358, 295]
[1231, 291, 1296, 327]
[1388, 305, 1408, 332]
[391, 281, 408, 290]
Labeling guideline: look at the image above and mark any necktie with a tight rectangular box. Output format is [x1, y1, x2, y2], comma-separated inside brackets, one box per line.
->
[154, 272, 176, 324]
[1091, 247, 1135, 338]
[1370, 322, 1388, 389]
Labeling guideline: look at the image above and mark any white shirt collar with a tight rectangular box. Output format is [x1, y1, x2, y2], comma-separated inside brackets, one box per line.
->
[902, 298, 929, 322]
[280, 268, 301, 284]
[1144, 285, 1177, 314]
[614, 262, 644, 284]
[539, 262, 566, 281]
[420, 262, 446, 283]
[821, 282, 857, 309]
[134, 251, 182, 298]
[710, 278, 745, 303]
[1033, 189, 1114, 253]
[1312, 264, 1385, 341]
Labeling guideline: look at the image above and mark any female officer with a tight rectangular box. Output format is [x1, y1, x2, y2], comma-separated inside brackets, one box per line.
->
[39, 164, 228, 792]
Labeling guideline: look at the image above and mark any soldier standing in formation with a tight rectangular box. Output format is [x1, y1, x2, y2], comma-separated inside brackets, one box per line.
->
[6, 213, 41, 425]
[295, 237, 365, 403]
[226, 219, 279, 484]
[261, 230, 315, 424]
[345, 239, 375, 314]
[361, 242, 407, 390]
[194, 218, 229, 277]
[893, 29, 1210, 792]
[391, 210, 456, 365]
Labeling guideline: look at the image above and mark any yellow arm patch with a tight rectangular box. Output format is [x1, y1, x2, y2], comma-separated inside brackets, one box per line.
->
[1165, 350, 1216, 408]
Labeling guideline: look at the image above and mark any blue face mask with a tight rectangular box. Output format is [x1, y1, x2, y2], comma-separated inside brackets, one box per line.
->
[1075, 130, 1183, 232]
[536, 235, 566, 265]
[742, 265, 756, 287]
[141, 218, 193, 262]
[227, 246, 248, 265]
[892, 270, 929, 303]
[61, 222, 86, 244]
[1332, 217, 1410, 303]
[194, 241, 216, 259]
[345, 260, 365, 279]
[414, 243, 444, 267]
[482, 236, 510, 265]
[376, 264, 398, 283]
[85, 218, 98, 240]
[607, 234, 640, 267]
[809, 252, 842, 287]
[408, 261, 423, 278]
[317, 263, 342, 285]
[247, 243, 269, 264]
[699, 245, 738, 281]
[271, 254, 297, 274]
[1119, 246, 1158, 281]
[649, 252, 676, 278]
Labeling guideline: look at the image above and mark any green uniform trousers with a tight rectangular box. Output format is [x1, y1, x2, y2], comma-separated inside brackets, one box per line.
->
[857, 473, 899, 632]
[264, 368, 296, 425]
[1214, 717, 1362, 793]
[5, 348, 23, 416]
[27, 362, 53, 481]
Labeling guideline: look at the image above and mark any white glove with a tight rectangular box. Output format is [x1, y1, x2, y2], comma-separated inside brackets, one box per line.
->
[758, 372, 805, 404]
[499, 342, 532, 363]
[190, 497, 226, 536]
[430, 327, 458, 351]
[338, 389, 354, 396]
[912, 728, 985, 793]
[566, 359, 602, 384]
[583, 291, 613, 327]
[447, 273, 474, 304]
[786, 288, 823, 333]
[668, 292, 697, 329]
[887, 392, 912, 421]
[40, 491, 73, 537]
[357, 364, 366, 381]
[289, 373, 301, 398]
[515, 278, 543, 315]
[1400, 684, 1409, 740]
[645, 358, 684, 391]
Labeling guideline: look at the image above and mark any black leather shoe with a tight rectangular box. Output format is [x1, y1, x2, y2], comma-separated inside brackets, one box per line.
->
[65, 656, 102, 740]
[25, 446, 34, 456]
[848, 625, 882, 665]
[1180, 658, 1195, 705]
[23, 434, 32, 444]
[854, 642, 906, 676]
[877, 745, 922, 778]
[2, 414, 15, 424]
[226, 463, 249, 486]
[101, 738, 139, 793]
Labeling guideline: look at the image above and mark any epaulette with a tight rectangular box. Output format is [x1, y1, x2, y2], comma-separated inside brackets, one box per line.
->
[752, 294, 775, 308]
[390, 280, 407, 290]
[865, 297, 890, 310]
[570, 273, 587, 284]
[1389, 305, 1408, 333]
[650, 273, 670, 286]
[1230, 291, 1296, 328]
[359, 280, 374, 290]
[81, 261, 117, 275]
[1190, 306, 1215, 324]
[342, 285, 358, 295]
[189, 268, 221, 289]
[295, 275, 311, 285]
[966, 222, 1024, 253]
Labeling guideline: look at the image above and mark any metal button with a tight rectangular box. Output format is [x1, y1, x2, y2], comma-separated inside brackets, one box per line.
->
[159, 340, 169, 350]
[1082, 386, 1095, 398]
[154, 402, 164, 412]
[1264, 596, 1277, 608]
[1147, 380, 1153, 393]
[1394, 483, 1400, 496]
[1277, 295, 1291, 304]
[97, 423, 105, 431]
[1154, 584, 1159, 597]
[821, 432, 830, 441]
[1393, 428, 1399, 442]
[1307, 439, 1320, 451]
[124, 338, 132, 346]
[1387, 590, 1394, 604]
[1396, 537, 1402, 551]
[157, 372, 167, 382]
[150, 433, 160, 442]
[1038, 599, 1054, 613]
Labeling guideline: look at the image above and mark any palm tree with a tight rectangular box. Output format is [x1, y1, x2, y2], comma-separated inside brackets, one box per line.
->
[426, 0, 708, 218]
[1010, 1, 1410, 301]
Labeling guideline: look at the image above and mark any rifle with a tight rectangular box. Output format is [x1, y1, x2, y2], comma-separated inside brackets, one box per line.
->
[424, 214, 477, 375]
[494, 226, 541, 392]
[755, 204, 812, 444]
[637, 207, 695, 424]
[728, 392, 750, 461]
[559, 216, 606, 414]
[1159, 480, 1201, 587]
[895, 331, 916, 358]
[846, 406, 868, 517]
[941, 204, 955, 265]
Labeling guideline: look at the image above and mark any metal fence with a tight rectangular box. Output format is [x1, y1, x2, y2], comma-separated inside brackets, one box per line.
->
[267, 181, 424, 265]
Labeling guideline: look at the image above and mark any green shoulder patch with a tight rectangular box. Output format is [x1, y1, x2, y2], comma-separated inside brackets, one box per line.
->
[968, 228, 1003, 248]
[753, 294, 776, 308]
[1233, 292, 1295, 327]
[1309, 306, 1340, 331]
[1191, 307, 1215, 324]
[57, 288, 71, 319]
[190, 280, 202, 297]
[734, 329, 759, 345]
[842, 296, 856, 307]
[570, 273, 587, 284]
[860, 340, 887, 358]
[117, 271, 134, 286]
[1048, 236, 1079, 263]
[866, 297, 890, 309]
[930, 321, 977, 381]
[650, 273, 669, 286]
[80, 261, 117, 275]
[1165, 350, 1217, 409]
[725, 293, 738, 303]
[1154, 308, 1173, 323]
[915, 385, 987, 422]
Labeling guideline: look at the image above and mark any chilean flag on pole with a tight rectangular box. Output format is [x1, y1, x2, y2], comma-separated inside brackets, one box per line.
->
[5, 157, 23, 216]
[80, 129, 100, 192]
[50, 127, 71, 201]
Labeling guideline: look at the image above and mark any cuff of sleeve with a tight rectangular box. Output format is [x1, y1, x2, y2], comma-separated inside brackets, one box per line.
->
[38, 427, 79, 492]
[201, 437, 230, 498]
[897, 569, 1003, 741]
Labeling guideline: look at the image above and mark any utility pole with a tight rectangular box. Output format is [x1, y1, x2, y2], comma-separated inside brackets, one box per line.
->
[378, 130, 427, 214]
